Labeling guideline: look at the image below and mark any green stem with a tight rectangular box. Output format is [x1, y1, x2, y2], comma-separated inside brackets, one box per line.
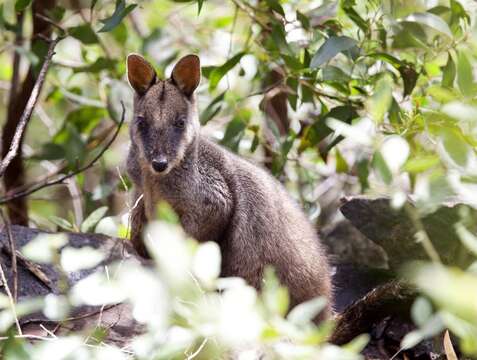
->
[404, 202, 442, 264]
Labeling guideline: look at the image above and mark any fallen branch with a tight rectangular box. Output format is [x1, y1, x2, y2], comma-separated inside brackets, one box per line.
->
[0, 246, 54, 292]
[0, 37, 60, 178]
[0, 102, 126, 204]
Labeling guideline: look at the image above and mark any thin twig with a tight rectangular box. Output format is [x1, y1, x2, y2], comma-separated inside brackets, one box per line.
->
[230, 0, 270, 30]
[0, 37, 60, 178]
[186, 338, 208, 360]
[0, 102, 126, 204]
[34, 13, 65, 33]
[0, 210, 17, 302]
[404, 202, 442, 263]
[0, 260, 22, 334]
[39, 324, 58, 338]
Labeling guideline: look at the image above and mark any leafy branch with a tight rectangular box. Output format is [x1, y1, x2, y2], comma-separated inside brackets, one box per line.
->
[0, 102, 126, 205]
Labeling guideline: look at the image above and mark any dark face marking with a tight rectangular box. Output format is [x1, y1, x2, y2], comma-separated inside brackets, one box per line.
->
[133, 80, 198, 174]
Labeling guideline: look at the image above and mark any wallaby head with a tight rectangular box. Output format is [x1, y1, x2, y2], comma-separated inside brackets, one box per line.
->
[127, 54, 201, 175]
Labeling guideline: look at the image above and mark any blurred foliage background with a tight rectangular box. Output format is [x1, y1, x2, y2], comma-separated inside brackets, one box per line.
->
[2, 0, 477, 358]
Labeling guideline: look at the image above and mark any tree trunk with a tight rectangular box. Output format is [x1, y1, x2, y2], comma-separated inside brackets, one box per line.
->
[2, 0, 55, 224]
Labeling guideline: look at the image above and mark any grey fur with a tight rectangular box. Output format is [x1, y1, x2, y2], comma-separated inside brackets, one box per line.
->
[127, 55, 333, 318]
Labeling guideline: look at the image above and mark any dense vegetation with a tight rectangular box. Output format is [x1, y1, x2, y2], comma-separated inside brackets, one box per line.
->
[1, 0, 477, 358]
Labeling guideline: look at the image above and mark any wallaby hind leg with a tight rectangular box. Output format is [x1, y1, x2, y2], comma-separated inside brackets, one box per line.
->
[130, 194, 150, 258]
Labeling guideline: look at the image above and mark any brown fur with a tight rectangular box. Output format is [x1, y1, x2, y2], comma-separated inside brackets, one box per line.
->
[126, 54, 333, 318]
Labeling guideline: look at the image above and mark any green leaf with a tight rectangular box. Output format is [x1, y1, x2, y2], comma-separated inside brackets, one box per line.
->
[343, 334, 370, 353]
[366, 74, 393, 123]
[399, 65, 418, 97]
[342, 4, 368, 34]
[250, 131, 259, 153]
[310, 36, 357, 69]
[335, 148, 348, 173]
[91, 0, 99, 11]
[401, 315, 445, 350]
[286, 77, 299, 111]
[296, 10, 310, 30]
[298, 105, 358, 154]
[402, 12, 453, 38]
[269, 23, 289, 53]
[36, 143, 65, 161]
[157, 201, 179, 224]
[69, 24, 99, 44]
[60, 247, 106, 272]
[411, 297, 433, 327]
[22, 233, 68, 264]
[15, 0, 31, 12]
[299, 105, 358, 152]
[427, 85, 457, 103]
[450, 0, 470, 24]
[442, 53, 456, 88]
[47, 6, 66, 22]
[265, 0, 284, 16]
[389, 96, 402, 123]
[401, 331, 424, 350]
[208, 52, 246, 91]
[98, 0, 137, 33]
[392, 22, 428, 49]
[281, 54, 302, 70]
[73, 57, 117, 73]
[457, 50, 475, 97]
[372, 151, 392, 185]
[263, 267, 290, 317]
[2, 333, 31, 359]
[455, 223, 477, 257]
[52, 123, 85, 165]
[441, 128, 469, 167]
[368, 53, 403, 69]
[322, 66, 350, 83]
[220, 110, 250, 151]
[192, 242, 221, 286]
[287, 297, 328, 325]
[50, 216, 74, 231]
[403, 155, 440, 173]
[357, 158, 369, 190]
[200, 92, 226, 125]
[81, 206, 108, 233]
[197, 0, 204, 14]
[66, 106, 106, 134]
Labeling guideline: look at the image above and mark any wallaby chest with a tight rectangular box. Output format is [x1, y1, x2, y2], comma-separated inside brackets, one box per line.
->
[142, 155, 233, 243]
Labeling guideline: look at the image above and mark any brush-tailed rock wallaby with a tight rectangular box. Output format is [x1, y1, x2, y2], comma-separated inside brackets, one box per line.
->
[126, 53, 333, 318]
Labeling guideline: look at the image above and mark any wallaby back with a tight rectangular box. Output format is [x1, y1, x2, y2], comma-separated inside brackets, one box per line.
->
[126, 54, 333, 319]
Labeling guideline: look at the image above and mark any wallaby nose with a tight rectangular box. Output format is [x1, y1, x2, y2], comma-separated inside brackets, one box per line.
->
[152, 158, 168, 173]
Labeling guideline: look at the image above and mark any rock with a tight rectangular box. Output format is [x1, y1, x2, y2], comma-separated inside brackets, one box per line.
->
[0, 225, 144, 346]
[340, 197, 472, 269]
[0, 223, 460, 357]
[321, 219, 388, 269]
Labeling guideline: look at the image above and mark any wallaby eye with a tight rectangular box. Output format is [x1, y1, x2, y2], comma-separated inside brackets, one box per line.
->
[174, 117, 185, 129]
[136, 116, 147, 129]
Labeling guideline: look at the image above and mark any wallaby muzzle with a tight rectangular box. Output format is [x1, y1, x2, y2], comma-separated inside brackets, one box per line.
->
[151, 156, 168, 173]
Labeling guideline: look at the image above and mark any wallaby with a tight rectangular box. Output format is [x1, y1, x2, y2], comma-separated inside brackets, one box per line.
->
[126, 54, 333, 318]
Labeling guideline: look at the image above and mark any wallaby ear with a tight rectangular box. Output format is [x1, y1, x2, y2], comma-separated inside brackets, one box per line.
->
[171, 54, 201, 96]
[127, 54, 157, 95]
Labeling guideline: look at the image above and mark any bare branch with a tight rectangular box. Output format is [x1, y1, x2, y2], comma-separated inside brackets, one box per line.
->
[0, 255, 22, 335]
[0, 102, 126, 204]
[1, 246, 54, 291]
[0, 37, 60, 178]
[0, 210, 18, 302]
